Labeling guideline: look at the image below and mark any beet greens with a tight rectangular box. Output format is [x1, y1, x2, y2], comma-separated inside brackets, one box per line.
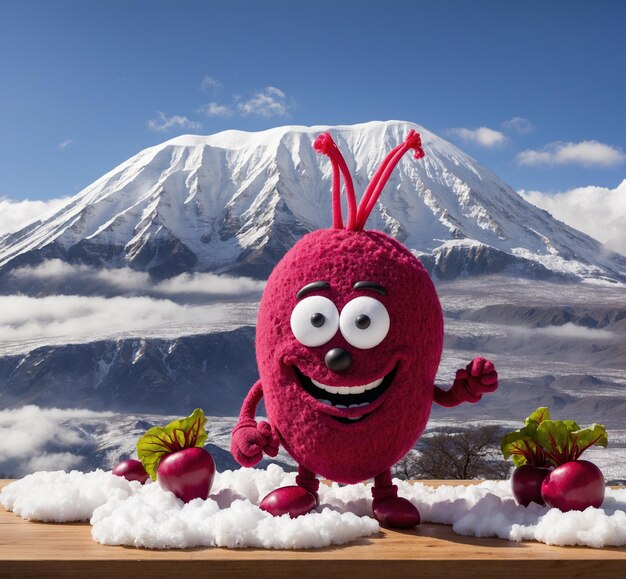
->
[137, 408, 208, 480]
[501, 407, 608, 468]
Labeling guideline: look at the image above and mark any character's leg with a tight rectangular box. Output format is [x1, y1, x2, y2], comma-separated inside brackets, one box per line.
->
[371, 470, 420, 528]
[259, 464, 319, 518]
[295, 463, 320, 503]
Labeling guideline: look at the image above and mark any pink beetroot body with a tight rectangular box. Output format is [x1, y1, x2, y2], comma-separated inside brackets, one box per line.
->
[256, 228, 443, 483]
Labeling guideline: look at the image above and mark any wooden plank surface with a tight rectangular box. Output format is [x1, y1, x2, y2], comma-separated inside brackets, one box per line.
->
[1, 479, 625, 579]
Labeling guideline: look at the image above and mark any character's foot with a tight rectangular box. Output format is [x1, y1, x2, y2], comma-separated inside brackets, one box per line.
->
[259, 485, 318, 518]
[372, 496, 420, 528]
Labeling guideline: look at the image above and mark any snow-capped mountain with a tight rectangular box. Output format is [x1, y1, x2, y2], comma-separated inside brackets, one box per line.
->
[1, 121, 624, 282]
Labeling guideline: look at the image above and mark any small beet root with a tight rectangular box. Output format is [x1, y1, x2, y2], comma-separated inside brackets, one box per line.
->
[112, 459, 149, 484]
[259, 486, 317, 518]
[157, 447, 215, 503]
[541, 460, 605, 512]
[511, 465, 551, 507]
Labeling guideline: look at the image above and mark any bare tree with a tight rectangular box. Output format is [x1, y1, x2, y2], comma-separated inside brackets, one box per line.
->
[393, 425, 511, 480]
[393, 450, 421, 480]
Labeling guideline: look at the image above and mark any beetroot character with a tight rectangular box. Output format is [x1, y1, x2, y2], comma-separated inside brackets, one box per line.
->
[231, 130, 498, 527]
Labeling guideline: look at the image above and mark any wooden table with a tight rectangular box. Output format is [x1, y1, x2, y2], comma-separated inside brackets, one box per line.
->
[1, 479, 624, 578]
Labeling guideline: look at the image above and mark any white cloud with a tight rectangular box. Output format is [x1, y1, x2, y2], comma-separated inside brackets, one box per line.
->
[502, 117, 534, 133]
[201, 76, 222, 92]
[517, 141, 625, 167]
[0, 197, 69, 236]
[531, 323, 615, 340]
[237, 86, 290, 117]
[147, 111, 202, 132]
[448, 126, 508, 148]
[155, 271, 265, 296]
[197, 86, 293, 119]
[26, 452, 85, 473]
[0, 405, 112, 476]
[0, 294, 232, 342]
[520, 180, 626, 255]
[199, 102, 233, 117]
[10, 260, 266, 297]
[58, 139, 74, 150]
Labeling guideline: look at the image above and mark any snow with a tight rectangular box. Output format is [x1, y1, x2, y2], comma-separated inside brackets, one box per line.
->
[2, 465, 626, 550]
[0, 469, 137, 522]
[400, 479, 626, 548]
[91, 466, 379, 549]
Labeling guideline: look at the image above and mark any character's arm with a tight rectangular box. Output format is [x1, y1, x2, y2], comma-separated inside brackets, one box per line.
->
[434, 357, 498, 408]
[230, 380, 280, 467]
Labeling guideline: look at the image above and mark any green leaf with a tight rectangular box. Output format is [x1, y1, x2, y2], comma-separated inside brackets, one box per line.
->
[535, 419, 571, 455]
[572, 423, 608, 455]
[524, 407, 550, 427]
[137, 408, 208, 480]
[500, 426, 539, 466]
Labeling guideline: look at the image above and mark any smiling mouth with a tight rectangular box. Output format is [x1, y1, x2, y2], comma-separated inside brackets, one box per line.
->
[294, 364, 398, 423]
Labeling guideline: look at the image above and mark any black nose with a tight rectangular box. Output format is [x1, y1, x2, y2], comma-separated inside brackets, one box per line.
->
[325, 348, 352, 372]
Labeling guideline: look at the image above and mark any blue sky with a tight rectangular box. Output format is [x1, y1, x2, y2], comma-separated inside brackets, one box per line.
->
[1, 0, 624, 201]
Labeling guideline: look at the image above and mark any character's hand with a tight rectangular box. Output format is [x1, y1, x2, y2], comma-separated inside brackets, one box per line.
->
[230, 419, 280, 467]
[454, 357, 498, 402]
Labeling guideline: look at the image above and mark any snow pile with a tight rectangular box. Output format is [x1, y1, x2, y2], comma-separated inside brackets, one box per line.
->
[91, 465, 378, 549]
[3, 466, 626, 549]
[91, 483, 378, 549]
[396, 479, 626, 548]
[0, 469, 137, 522]
[1, 465, 379, 549]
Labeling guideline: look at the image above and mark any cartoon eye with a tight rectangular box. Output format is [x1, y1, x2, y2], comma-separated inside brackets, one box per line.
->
[339, 296, 390, 349]
[290, 296, 339, 347]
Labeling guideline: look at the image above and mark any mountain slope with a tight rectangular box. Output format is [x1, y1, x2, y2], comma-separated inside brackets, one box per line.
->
[1, 121, 624, 281]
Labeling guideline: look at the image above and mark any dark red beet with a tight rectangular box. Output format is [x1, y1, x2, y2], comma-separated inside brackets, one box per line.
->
[157, 447, 215, 503]
[259, 486, 317, 518]
[541, 460, 605, 512]
[112, 459, 149, 484]
[511, 465, 551, 506]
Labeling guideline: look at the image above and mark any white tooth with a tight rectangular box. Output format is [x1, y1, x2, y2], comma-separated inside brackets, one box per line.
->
[311, 376, 384, 395]
[311, 379, 339, 394]
[318, 399, 332, 406]
[364, 378, 384, 391]
[348, 416, 362, 421]
[348, 404, 359, 408]
[357, 402, 369, 407]
[335, 404, 347, 409]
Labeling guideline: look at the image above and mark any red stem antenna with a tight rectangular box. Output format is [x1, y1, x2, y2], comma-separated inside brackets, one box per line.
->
[329, 157, 343, 229]
[313, 132, 357, 229]
[356, 142, 404, 226]
[355, 129, 425, 230]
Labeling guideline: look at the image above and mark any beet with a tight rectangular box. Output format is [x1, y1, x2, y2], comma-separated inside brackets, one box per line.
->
[541, 460, 605, 512]
[157, 447, 215, 503]
[112, 459, 149, 484]
[511, 464, 550, 507]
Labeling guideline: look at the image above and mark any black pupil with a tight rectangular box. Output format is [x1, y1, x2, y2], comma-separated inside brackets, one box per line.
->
[311, 312, 325, 328]
[355, 314, 371, 329]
